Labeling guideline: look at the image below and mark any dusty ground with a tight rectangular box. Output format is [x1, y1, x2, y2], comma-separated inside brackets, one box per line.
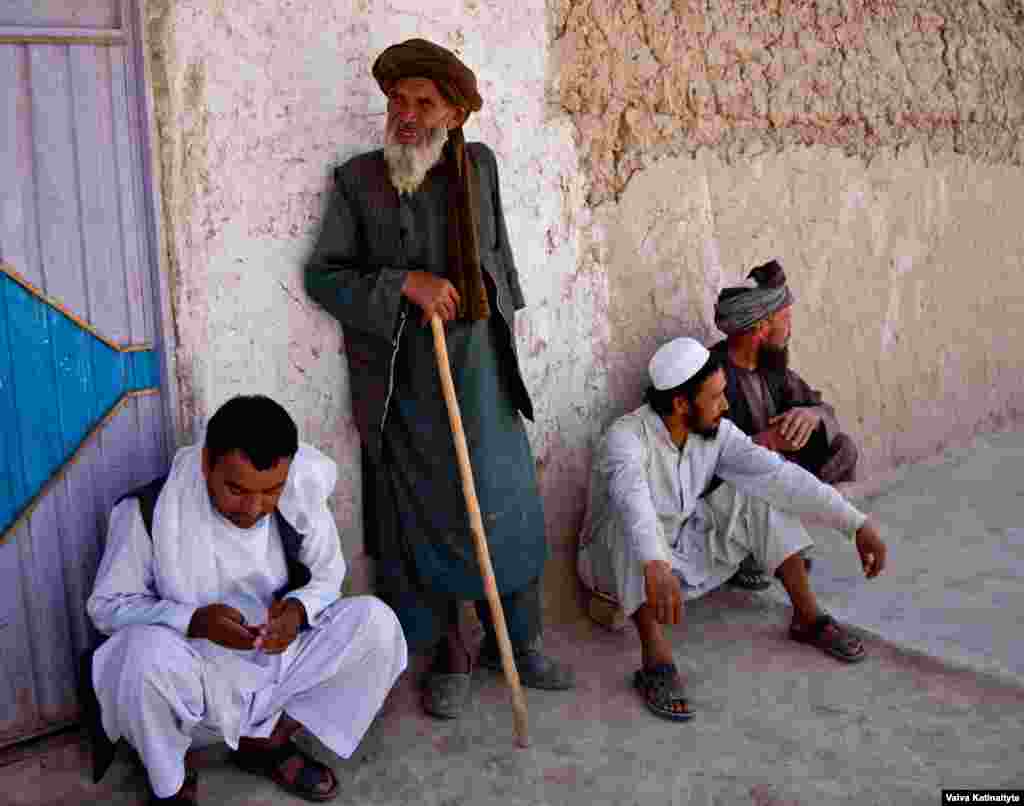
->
[4, 430, 1023, 805]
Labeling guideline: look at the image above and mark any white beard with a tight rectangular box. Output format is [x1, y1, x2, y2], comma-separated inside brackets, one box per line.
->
[383, 126, 449, 195]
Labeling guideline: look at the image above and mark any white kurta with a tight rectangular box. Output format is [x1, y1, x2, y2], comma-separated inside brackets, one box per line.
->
[87, 444, 408, 798]
[579, 405, 867, 616]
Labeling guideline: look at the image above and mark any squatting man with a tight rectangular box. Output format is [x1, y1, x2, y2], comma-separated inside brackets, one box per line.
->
[711, 258, 861, 591]
[579, 338, 888, 721]
[87, 395, 407, 804]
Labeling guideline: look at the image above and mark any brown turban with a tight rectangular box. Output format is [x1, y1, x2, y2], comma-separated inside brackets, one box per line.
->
[373, 39, 490, 321]
[373, 38, 483, 116]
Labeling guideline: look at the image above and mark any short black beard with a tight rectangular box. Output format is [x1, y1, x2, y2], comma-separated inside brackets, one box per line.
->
[686, 407, 721, 439]
[692, 422, 720, 439]
[758, 343, 790, 372]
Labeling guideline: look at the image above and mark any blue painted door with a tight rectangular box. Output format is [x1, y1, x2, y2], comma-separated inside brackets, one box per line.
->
[0, 0, 172, 746]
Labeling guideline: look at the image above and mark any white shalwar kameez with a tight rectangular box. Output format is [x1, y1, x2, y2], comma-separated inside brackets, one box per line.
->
[87, 444, 408, 798]
[578, 405, 867, 617]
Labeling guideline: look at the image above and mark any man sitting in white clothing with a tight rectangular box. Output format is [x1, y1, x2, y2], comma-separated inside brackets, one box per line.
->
[87, 395, 407, 804]
[578, 339, 887, 722]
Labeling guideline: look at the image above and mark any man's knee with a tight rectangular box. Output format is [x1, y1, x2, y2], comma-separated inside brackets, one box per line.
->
[328, 595, 406, 658]
[104, 625, 200, 688]
[359, 595, 404, 645]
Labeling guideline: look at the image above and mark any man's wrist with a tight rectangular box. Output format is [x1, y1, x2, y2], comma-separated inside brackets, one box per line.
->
[399, 269, 420, 297]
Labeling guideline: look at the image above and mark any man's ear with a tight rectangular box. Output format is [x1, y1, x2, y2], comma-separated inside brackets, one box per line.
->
[752, 318, 770, 344]
[672, 393, 690, 419]
[201, 447, 211, 480]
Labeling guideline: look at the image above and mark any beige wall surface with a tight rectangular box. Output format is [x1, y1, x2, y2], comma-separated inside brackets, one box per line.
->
[556, 0, 1024, 476]
[598, 144, 1024, 475]
[146, 0, 1024, 621]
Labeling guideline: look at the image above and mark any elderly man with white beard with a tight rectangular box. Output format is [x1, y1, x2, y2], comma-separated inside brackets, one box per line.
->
[304, 39, 573, 721]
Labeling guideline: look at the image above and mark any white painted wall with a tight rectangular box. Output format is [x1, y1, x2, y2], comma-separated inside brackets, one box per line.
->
[146, 0, 601, 606]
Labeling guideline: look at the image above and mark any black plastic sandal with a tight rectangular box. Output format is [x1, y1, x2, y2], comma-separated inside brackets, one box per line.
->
[725, 567, 772, 591]
[633, 663, 696, 722]
[790, 613, 866, 663]
[231, 741, 338, 803]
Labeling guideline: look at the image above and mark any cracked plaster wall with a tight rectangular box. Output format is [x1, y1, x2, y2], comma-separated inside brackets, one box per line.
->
[556, 0, 1024, 478]
[143, 0, 603, 613]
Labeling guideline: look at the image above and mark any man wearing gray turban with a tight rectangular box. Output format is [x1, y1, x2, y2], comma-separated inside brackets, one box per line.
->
[710, 259, 860, 589]
[305, 38, 573, 722]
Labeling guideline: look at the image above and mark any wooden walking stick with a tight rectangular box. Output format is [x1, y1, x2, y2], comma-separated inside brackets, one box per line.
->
[430, 314, 530, 748]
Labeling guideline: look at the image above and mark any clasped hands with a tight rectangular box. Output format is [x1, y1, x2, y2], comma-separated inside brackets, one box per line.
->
[754, 406, 822, 453]
[187, 598, 306, 654]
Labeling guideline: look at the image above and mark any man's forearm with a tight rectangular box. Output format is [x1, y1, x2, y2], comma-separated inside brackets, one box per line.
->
[284, 578, 342, 627]
[304, 261, 409, 341]
[769, 460, 866, 536]
[721, 433, 865, 537]
[88, 593, 197, 637]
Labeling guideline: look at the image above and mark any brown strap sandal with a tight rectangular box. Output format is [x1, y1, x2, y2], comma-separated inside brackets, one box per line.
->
[790, 613, 866, 663]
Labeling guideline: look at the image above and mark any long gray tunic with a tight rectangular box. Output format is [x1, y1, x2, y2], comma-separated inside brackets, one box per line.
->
[304, 144, 546, 622]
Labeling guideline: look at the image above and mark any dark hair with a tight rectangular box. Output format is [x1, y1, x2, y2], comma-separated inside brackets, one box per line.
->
[644, 353, 723, 417]
[205, 395, 299, 471]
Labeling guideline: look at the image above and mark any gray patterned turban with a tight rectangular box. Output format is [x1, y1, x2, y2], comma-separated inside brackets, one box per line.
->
[714, 259, 794, 336]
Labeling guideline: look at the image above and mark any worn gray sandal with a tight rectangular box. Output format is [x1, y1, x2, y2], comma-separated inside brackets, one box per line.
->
[421, 644, 473, 719]
[477, 642, 576, 690]
[422, 672, 471, 719]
